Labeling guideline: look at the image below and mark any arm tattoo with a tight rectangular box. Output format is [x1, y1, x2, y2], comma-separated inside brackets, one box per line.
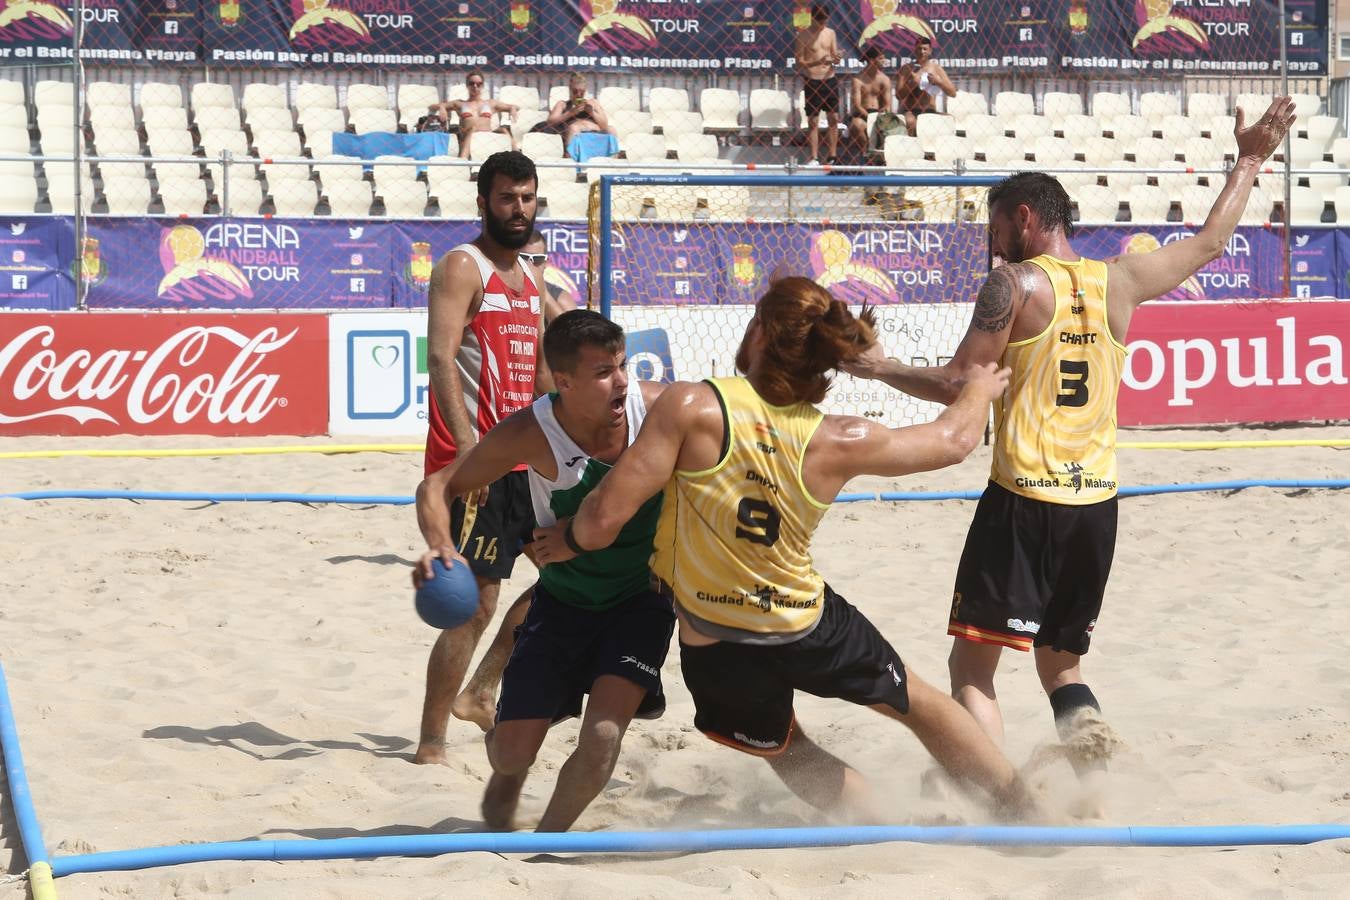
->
[973, 266, 1017, 333]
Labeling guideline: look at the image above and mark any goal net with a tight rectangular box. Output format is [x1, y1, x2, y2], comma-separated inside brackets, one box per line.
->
[588, 172, 998, 429]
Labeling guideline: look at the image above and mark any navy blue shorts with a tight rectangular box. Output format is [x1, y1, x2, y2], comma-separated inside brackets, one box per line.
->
[496, 584, 676, 725]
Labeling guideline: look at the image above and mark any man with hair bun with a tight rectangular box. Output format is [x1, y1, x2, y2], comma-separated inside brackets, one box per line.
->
[844, 98, 1296, 787]
[533, 277, 1036, 821]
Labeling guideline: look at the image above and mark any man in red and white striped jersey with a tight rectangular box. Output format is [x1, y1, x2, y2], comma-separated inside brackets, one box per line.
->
[414, 150, 549, 765]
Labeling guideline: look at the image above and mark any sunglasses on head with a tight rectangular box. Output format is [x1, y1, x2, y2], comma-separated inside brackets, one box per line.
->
[521, 252, 547, 265]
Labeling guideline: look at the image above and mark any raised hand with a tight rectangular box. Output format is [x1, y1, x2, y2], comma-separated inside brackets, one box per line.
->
[1234, 96, 1297, 164]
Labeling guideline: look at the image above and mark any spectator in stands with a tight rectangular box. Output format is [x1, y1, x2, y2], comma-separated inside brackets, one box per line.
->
[895, 37, 955, 136]
[795, 3, 842, 166]
[545, 73, 614, 150]
[432, 71, 519, 159]
[849, 45, 896, 161]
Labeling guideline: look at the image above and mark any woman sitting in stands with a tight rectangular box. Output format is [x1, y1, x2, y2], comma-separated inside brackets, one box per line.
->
[431, 71, 519, 159]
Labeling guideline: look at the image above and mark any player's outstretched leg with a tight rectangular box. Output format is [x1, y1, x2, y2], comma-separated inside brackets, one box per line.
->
[452, 585, 534, 732]
[416, 578, 501, 765]
[763, 723, 878, 821]
[876, 671, 1036, 820]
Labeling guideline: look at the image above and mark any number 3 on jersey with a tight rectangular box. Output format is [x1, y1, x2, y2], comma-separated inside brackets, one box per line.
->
[1056, 359, 1089, 408]
[735, 497, 781, 547]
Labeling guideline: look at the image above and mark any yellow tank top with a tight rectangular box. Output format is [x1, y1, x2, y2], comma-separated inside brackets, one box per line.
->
[990, 255, 1127, 505]
[650, 377, 828, 645]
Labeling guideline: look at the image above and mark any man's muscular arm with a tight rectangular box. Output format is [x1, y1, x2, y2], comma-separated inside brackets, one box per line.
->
[841, 263, 1031, 404]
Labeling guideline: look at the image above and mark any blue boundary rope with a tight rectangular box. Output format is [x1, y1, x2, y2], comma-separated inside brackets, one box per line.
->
[45, 823, 1350, 876]
[0, 662, 51, 874]
[2, 481, 1346, 505]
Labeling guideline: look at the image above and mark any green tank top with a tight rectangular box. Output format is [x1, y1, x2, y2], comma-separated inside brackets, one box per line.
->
[526, 380, 661, 610]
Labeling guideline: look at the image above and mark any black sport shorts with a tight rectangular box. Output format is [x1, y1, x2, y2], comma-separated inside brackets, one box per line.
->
[948, 481, 1118, 655]
[803, 76, 839, 116]
[450, 469, 535, 580]
[496, 584, 676, 725]
[679, 584, 908, 756]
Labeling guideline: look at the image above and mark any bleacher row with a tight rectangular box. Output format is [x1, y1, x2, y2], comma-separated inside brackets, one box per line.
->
[0, 78, 1343, 224]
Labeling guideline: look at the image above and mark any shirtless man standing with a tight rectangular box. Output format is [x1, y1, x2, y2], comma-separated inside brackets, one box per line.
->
[895, 37, 955, 136]
[849, 45, 893, 157]
[795, 4, 842, 166]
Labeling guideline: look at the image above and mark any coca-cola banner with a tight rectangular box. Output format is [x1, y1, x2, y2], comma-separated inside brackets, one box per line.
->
[0, 217, 74, 311]
[0, 0, 1325, 73]
[0, 312, 329, 435]
[81, 218, 397, 309]
[1119, 300, 1350, 425]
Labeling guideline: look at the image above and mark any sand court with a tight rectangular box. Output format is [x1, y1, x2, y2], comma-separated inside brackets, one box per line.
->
[2, 428, 1348, 898]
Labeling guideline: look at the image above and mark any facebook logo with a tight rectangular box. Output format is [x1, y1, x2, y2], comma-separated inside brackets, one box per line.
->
[626, 329, 675, 383]
[11, 275, 27, 290]
[348, 330, 411, 419]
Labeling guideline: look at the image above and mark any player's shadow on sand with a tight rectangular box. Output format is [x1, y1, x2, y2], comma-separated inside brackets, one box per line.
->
[143, 722, 415, 761]
[255, 817, 482, 842]
[325, 553, 414, 568]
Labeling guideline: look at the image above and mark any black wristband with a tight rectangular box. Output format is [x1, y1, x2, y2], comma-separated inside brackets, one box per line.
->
[563, 519, 587, 555]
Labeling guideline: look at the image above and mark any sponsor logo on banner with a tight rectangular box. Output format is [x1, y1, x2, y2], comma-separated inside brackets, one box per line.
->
[509, 0, 531, 31]
[1120, 301, 1349, 425]
[288, 0, 373, 48]
[347, 329, 411, 419]
[0, 314, 327, 435]
[1132, 0, 1210, 55]
[810, 229, 900, 305]
[79, 236, 109, 288]
[0, 0, 73, 41]
[625, 328, 675, 383]
[857, 1, 936, 51]
[217, 0, 242, 28]
[329, 312, 429, 435]
[406, 241, 434, 289]
[156, 224, 254, 304]
[578, 0, 657, 50]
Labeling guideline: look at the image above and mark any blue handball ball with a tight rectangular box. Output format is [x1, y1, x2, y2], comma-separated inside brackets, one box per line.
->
[414, 557, 480, 629]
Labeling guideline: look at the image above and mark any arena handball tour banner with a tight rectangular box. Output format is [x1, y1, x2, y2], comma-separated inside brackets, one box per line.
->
[76, 217, 398, 309]
[0, 0, 1325, 73]
[0, 217, 1345, 311]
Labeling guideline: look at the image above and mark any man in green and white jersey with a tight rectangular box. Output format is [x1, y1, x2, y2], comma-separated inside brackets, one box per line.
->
[415, 309, 671, 832]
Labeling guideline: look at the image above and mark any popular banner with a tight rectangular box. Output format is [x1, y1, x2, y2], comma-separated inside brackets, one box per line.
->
[1119, 299, 1349, 425]
[0, 311, 329, 435]
[81, 218, 397, 309]
[0, 217, 75, 310]
[0, 0, 1326, 72]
